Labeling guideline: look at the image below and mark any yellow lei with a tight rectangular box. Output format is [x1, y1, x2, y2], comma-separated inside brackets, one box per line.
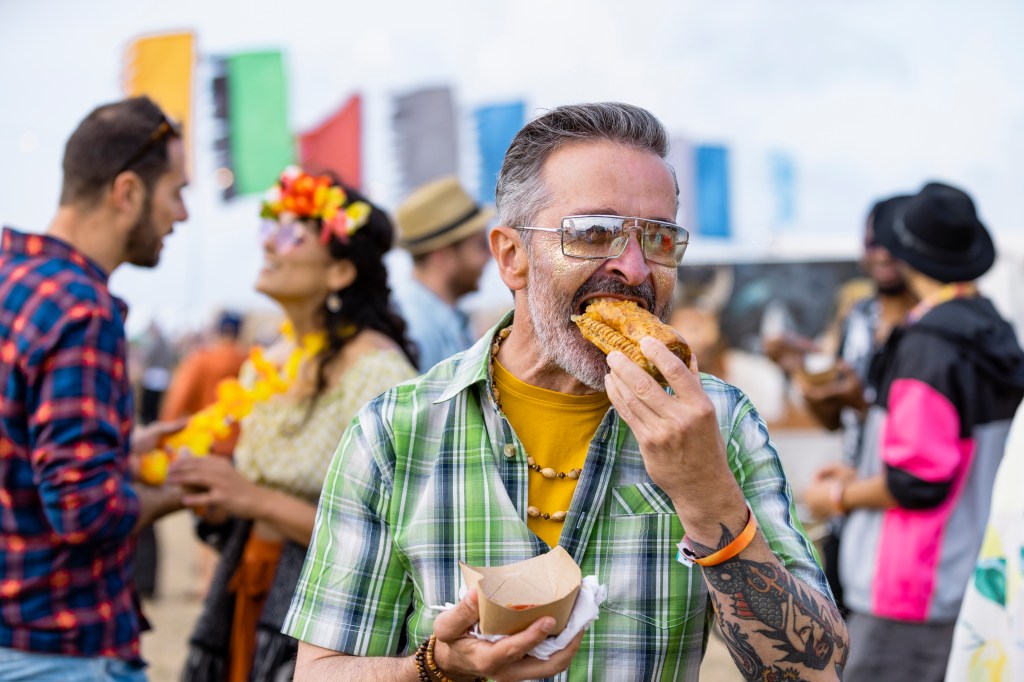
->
[138, 323, 327, 484]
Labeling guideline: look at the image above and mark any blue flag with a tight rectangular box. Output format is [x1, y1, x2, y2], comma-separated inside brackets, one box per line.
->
[694, 145, 732, 238]
[475, 102, 525, 205]
[768, 151, 796, 228]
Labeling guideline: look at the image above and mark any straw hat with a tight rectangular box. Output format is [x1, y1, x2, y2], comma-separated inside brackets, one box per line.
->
[395, 176, 494, 256]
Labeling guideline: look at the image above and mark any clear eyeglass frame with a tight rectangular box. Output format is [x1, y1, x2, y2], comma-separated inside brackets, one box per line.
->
[260, 218, 309, 254]
[516, 214, 689, 267]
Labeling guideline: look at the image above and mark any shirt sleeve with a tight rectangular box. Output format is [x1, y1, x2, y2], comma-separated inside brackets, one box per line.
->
[722, 386, 832, 598]
[27, 307, 140, 545]
[283, 408, 414, 655]
[881, 377, 960, 508]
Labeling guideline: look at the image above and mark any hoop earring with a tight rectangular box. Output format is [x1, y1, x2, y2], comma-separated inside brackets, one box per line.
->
[326, 292, 342, 313]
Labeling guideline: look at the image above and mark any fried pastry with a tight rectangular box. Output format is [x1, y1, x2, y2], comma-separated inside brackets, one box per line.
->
[572, 299, 692, 385]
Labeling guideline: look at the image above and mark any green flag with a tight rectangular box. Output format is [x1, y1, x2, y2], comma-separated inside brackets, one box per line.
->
[224, 51, 294, 195]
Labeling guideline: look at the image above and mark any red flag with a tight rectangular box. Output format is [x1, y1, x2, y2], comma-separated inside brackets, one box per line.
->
[299, 94, 362, 189]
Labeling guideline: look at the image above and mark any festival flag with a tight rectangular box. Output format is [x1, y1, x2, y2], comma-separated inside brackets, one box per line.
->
[212, 50, 294, 198]
[123, 31, 195, 171]
[694, 144, 732, 238]
[474, 101, 525, 205]
[392, 86, 458, 198]
[299, 94, 362, 189]
[768, 151, 796, 229]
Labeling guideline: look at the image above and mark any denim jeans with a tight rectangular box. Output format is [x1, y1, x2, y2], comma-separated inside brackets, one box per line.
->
[0, 647, 146, 681]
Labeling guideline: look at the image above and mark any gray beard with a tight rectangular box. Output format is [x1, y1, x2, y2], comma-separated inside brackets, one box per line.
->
[524, 268, 662, 391]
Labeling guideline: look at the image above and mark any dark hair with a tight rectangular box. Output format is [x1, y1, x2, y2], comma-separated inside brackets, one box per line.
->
[217, 311, 243, 339]
[60, 96, 179, 206]
[308, 185, 419, 411]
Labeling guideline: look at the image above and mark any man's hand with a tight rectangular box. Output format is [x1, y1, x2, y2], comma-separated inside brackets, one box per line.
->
[167, 454, 261, 520]
[796, 361, 868, 412]
[763, 333, 818, 374]
[432, 589, 582, 682]
[803, 463, 857, 519]
[132, 481, 186, 531]
[604, 336, 747, 540]
[131, 418, 188, 455]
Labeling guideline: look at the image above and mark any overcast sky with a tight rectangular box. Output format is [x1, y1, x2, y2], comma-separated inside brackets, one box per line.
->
[2, 0, 1022, 333]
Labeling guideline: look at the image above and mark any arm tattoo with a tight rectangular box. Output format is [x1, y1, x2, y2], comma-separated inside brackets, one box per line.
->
[693, 529, 846, 680]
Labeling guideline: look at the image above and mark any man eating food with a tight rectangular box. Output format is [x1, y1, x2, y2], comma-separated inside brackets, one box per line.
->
[286, 102, 847, 682]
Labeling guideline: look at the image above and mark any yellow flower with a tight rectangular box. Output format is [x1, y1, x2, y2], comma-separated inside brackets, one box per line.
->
[346, 202, 371, 230]
[138, 450, 169, 486]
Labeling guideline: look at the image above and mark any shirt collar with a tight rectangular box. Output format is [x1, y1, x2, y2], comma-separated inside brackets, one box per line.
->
[1, 227, 129, 320]
[435, 310, 513, 404]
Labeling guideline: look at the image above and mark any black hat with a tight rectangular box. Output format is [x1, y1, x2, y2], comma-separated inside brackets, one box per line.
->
[873, 181, 995, 283]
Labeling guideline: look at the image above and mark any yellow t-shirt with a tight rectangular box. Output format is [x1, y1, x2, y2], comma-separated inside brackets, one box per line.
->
[493, 359, 610, 547]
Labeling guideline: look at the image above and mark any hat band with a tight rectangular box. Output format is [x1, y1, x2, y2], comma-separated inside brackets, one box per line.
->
[893, 215, 985, 265]
[402, 205, 484, 247]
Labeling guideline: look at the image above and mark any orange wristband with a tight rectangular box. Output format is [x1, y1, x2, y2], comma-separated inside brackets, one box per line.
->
[677, 505, 758, 568]
[830, 480, 848, 516]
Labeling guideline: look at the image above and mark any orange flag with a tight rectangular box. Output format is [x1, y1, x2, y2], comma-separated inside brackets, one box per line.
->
[123, 31, 195, 172]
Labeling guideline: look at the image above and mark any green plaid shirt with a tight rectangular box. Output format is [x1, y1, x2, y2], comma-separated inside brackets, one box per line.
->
[284, 313, 827, 681]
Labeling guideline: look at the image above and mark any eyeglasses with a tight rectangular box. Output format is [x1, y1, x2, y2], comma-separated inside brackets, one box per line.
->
[114, 116, 182, 178]
[260, 218, 309, 254]
[517, 215, 689, 267]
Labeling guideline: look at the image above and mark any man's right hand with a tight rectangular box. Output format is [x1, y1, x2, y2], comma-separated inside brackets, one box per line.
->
[797, 361, 868, 411]
[432, 588, 582, 682]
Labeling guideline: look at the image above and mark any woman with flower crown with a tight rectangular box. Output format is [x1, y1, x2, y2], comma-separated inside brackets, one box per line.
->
[168, 166, 418, 682]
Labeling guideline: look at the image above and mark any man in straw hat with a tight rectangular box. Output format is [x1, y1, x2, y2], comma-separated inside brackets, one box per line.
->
[803, 181, 1024, 681]
[393, 176, 494, 370]
[287, 102, 847, 681]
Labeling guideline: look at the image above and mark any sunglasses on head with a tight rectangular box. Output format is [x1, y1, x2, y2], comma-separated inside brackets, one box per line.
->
[114, 116, 182, 179]
[260, 218, 310, 254]
[516, 215, 689, 268]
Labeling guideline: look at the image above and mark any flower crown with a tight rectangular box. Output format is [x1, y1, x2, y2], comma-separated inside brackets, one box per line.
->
[259, 165, 372, 244]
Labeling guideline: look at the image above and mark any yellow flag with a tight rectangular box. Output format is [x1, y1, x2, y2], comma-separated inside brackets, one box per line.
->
[123, 32, 195, 172]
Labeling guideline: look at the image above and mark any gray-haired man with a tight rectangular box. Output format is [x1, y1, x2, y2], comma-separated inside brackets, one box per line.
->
[286, 102, 847, 681]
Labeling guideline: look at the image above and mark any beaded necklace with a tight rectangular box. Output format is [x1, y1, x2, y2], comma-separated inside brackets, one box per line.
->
[489, 327, 583, 523]
[906, 282, 977, 325]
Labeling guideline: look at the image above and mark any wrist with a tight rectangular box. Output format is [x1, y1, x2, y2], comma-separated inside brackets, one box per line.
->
[677, 502, 758, 568]
[246, 483, 274, 521]
[415, 635, 485, 682]
[830, 480, 848, 515]
[670, 486, 748, 542]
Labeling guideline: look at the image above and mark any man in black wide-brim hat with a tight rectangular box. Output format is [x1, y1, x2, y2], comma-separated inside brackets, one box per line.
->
[806, 181, 1024, 681]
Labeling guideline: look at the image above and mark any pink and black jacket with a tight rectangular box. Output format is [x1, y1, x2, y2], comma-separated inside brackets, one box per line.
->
[840, 296, 1024, 623]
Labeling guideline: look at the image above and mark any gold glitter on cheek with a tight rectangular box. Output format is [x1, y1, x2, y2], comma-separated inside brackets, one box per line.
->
[653, 266, 677, 316]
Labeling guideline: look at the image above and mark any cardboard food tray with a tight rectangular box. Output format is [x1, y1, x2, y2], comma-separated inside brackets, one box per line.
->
[459, 546, 582, 636]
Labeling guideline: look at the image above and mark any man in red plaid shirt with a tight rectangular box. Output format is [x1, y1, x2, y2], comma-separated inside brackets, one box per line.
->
[0, 97, 189, 680]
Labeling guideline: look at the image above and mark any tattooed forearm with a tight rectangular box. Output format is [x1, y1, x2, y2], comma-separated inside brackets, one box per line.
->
[711, 590, 816, 682]
[693, 534, 847, 680]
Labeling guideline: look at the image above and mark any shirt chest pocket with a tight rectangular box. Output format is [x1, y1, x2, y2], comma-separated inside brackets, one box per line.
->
[600, 483, 707, 630]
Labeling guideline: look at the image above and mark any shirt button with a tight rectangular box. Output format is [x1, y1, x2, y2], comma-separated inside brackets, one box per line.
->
[503, 444, 516, 458]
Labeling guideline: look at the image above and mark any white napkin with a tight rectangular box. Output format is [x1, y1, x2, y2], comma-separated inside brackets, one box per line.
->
[432, 575, 607, 661]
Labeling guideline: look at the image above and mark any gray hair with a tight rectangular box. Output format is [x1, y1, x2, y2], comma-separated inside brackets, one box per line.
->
[494, 102, 677, 231]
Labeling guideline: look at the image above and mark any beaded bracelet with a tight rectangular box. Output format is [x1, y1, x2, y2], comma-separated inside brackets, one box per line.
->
[413, 637, 433, 682]
[415, 635, 487, 682]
